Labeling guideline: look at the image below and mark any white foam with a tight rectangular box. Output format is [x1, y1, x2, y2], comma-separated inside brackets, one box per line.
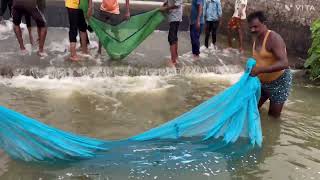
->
[46, 39, 69, 53]
[0, 20, 13, 40]
[186, 72, 242, 85]
[0, 75, 174, 98]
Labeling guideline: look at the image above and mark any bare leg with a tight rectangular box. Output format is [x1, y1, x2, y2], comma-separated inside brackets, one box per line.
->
[169, 43, 178, 66]
[268, 102, 284, 118]
[69, 42, 78, 61]
[175, 42, 178, 62]
[37, 26, 41, 42]
[13, 25, 26, 50]
[38, 26, 47, 54]
[80, 31, 88, 54]
[258, 95, 269, 108]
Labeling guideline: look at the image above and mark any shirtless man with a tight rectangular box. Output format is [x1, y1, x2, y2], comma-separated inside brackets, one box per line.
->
[248, 11, 292, 118]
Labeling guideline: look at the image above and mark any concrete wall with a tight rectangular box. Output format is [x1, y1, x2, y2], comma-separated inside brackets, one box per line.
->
[220, 0, 320, 56]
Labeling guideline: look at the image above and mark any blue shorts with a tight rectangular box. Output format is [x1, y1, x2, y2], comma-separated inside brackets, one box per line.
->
[261, 69, 292, 104]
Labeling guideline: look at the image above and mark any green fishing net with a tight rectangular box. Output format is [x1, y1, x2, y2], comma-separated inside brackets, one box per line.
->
[80, 0, 165, 60]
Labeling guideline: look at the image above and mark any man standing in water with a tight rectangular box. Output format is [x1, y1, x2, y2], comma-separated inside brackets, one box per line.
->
[190, 0, 205, 59]
[66, 0, 92, 61]
[204, 0, 222, 49]
[248, 11, 292, 118]
[227, 0, 247, 53]
[12, 0, 47, 56]
[160, 0, 183, 67]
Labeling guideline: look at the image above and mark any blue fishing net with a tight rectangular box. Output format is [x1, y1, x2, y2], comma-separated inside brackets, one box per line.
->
[0, 59, 262, 162]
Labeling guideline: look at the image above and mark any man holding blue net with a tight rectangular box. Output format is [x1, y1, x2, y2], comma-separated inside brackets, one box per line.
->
[248, 11, 292, 118]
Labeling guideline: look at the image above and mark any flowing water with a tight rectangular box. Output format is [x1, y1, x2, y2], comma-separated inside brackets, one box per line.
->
[0, 20, 319, 180]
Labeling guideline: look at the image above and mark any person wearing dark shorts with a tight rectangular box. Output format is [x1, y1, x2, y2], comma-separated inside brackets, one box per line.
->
[160, 0, 183, 67]
[66, 0, 92, 61]
[23, 0, 45, 46]
[12, 0, 47, 56]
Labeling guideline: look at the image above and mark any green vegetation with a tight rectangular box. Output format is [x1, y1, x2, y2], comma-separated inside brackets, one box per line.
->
[305, 19, 320, 80]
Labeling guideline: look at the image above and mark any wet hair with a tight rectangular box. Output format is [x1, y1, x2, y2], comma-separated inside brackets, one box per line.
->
[247, 11, 267, 23]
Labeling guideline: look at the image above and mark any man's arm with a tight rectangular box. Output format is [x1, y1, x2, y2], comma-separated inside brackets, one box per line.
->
[163, 0, 168, 6]
[125, 0, 130, 19]
[160, 0, 180, 11]
[217, 0, 222, 18]
[262, 33, 289, 73]
[87, 0, 92, 18]
[196, 1, 203, 32]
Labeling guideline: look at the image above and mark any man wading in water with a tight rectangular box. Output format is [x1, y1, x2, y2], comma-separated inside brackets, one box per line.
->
[248, 11, 292, 118]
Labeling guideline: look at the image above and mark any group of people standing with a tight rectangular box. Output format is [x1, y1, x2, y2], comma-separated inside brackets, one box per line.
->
[0, 0, 292, 117]
[0, 0, 131, 60]
[161, 0, 247, 67]
[0, 0, 246, 62]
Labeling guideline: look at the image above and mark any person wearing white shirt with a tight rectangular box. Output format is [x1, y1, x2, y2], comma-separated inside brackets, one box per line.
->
[227, 0, 247, 53]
